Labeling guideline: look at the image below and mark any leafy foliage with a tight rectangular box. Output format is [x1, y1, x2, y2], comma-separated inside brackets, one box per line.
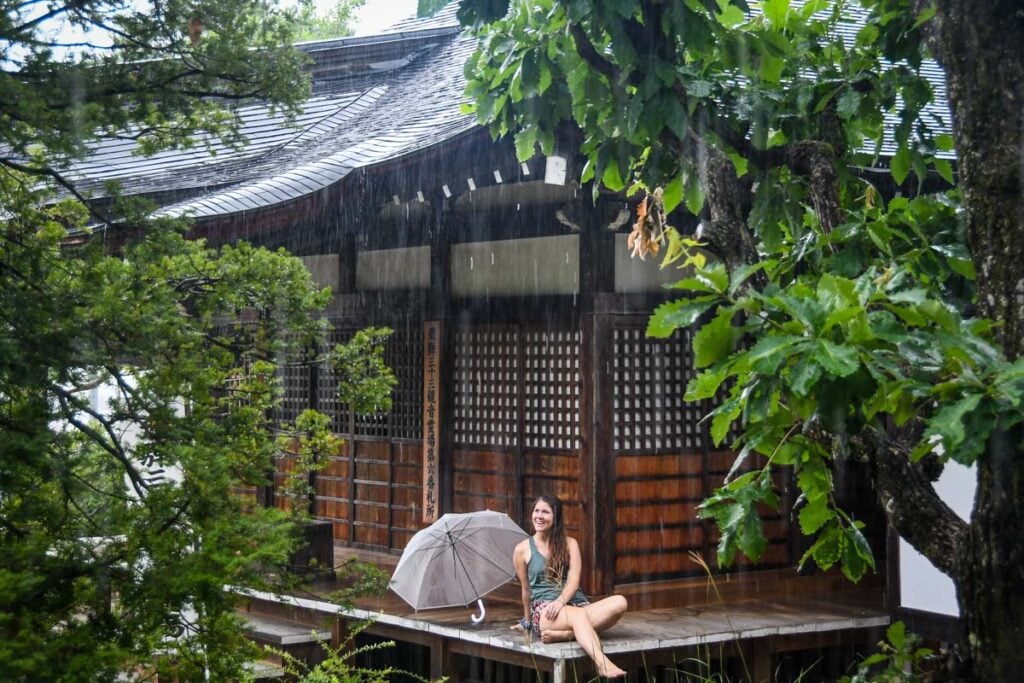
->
[292, 0, 367, 42]
[0, 194, 331, 678]
[1, 0, 311, 171]
[282, 619, 440, 683]
[459, 0, 1021, 591]
[0, 2, 388, 677]
[331, 327, 398, 416]
[839, 621, 935, 683]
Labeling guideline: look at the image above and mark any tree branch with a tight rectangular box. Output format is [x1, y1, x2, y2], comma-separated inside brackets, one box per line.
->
[868, 427, 968, 580]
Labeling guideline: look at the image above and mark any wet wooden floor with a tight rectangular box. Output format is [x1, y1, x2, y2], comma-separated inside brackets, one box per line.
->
[243, 547, 890, 682]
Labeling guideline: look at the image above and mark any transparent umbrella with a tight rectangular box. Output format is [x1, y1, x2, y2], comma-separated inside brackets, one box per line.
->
[390, 510, 528, 623]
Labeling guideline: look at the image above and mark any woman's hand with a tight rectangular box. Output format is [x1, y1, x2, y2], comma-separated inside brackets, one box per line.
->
[544, 598, 565, 620]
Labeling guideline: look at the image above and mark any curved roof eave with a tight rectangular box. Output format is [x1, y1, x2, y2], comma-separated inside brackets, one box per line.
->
[155, 121, 480, 221]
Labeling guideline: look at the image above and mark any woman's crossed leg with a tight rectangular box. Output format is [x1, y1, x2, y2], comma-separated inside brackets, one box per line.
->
[539, 595, 628, 678]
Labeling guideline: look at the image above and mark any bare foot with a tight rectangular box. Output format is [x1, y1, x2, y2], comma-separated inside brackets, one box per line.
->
[539, 628, 573, 643]
[598, 661, 627, 679]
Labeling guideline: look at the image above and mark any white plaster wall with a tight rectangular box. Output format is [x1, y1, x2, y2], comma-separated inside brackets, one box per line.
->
[355, 247, 430, 290]
[451, 235, 579, 297]
[899, 460, 975, 616]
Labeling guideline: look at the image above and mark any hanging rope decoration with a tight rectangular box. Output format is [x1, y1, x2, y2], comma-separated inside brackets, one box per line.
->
[626, 187, 667, 260]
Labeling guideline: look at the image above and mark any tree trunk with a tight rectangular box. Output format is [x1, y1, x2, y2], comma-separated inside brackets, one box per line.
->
[927, 2, 1024, 680]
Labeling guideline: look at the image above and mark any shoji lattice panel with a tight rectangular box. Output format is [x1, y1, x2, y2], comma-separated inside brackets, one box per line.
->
[275, 353, 310, 428]
[316, 326, 358, 434]
[316, 324, 421, 439]
[612, 325, 703, 452]
[522, 329, 581, 450]
[384, 324, 422, 440]
[453, 327, 519, 448]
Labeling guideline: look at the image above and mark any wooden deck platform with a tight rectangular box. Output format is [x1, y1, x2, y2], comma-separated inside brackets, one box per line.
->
[240, 584, 889, 682]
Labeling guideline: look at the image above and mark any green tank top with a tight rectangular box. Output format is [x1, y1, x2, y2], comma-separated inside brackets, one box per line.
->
[527, 536, 587, 604]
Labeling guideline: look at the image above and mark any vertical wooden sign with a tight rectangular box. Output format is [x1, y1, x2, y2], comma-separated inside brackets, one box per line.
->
[422, 321, 441, 523]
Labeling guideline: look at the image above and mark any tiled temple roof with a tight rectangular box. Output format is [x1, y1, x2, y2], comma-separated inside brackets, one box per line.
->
[66, 1, 951, 223]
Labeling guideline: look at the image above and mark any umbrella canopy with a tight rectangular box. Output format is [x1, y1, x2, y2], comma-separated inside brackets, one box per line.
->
[390, 510, 528, 612]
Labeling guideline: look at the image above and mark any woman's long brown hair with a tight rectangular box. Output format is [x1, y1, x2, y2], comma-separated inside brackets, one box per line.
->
[535, 494, 569, 585]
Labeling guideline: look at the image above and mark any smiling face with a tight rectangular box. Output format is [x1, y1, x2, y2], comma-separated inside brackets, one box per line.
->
[532, 499, 554, 533]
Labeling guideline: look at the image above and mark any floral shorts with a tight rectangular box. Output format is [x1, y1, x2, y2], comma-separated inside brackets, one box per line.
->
[529, 597, 590, 634]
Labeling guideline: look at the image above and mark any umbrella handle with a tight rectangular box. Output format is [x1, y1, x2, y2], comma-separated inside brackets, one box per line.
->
[470, 599, 485, 624]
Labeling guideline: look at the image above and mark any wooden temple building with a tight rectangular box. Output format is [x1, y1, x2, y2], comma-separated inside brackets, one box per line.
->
[68, 2, 960, 679]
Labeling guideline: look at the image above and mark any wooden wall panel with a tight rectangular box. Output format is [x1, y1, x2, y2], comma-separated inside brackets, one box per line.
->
[354, 502, 389, 526]
[355, 461, 390, 482]
[614, 477, 704, 503]
[453, 493, 515, 515]
[354, 524, 388, 547]
[616, 550, 707, 577]
[391, 485, 421, 508]
[453, 471, 515, 497]
[616, 525, 704, 553]
[615, 453, 703, 478]
[615, 502, 695, 527]
[305, 436, 423, 554]
[355, 483, 389, 504]
[612, 445, 793, 582]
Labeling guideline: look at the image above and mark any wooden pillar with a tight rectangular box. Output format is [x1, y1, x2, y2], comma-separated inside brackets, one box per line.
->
[584, 313, 616, 595]
[579, 210, 618, 595]
[336, 233, 357, 295]
[425, 200, 454, 518]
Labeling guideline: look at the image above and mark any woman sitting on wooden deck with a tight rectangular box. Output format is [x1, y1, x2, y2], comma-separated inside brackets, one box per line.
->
[512, 494, 628, 679]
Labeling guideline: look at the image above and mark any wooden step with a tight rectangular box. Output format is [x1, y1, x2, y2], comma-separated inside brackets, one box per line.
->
[245, 658, 286, 680]
[241, 611, 333, 670]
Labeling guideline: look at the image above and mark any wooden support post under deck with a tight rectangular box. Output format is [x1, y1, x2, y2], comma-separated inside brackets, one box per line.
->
[429, 636, 455, 681]
[551, 657, 566, 683]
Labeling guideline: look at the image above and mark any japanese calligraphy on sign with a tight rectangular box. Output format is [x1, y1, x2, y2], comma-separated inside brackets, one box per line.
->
[422, 321, 441, 523]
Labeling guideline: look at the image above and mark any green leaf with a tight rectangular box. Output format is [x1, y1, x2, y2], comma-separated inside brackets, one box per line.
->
[841, 522, 875, 582]
[648, 297, 717, 338]
[728, 261, 765, 295]
[759, 54, 785, 83]
[812, 340, 860, 377]
[798, 496, 833, 535]
[789, 356, 822, 396]
[686, 364, 730, 401]
[836, 89, 862, 120]
[799, 0, 828, 17]
[538, 60, 553, 94]
[726, 150, 749, 177]
[716, 4, 746, 27]
[918, 300, 957, 331]
[921, 392, 983, 462]
[687, 80, 713, 98]
[932, 157, 954, 184]
[891, 146, 912, 185]
[693, 307, 738, 368]
[696, 263, 729, 293]
[887, 621, 907, 650]
[662, 173, 685, 214]
[744, 335, 806, 374]
[800, 523, 844, 571]
[602, 160, 626, 191]
[935, 133, 955, 151]
[947, 257, 976, 280]
[684, 175, 706, 215]
[763, 0, 790, 26]
[710, 395, 743, 446]
[514, 126, 537, 161]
